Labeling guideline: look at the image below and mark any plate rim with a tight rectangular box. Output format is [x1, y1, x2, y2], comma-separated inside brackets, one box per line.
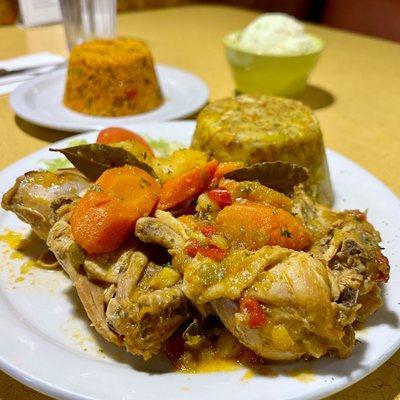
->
[0, 121, 399, 400]
[9, 65, 209, 132]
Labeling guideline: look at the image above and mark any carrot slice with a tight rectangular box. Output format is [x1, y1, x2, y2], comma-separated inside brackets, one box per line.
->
[216, 201, 310, 251]
[96, 165, 159, 200]
[209, 161, 244, 187]
[96, 127, 154, 155]
[71, 165, 160, 254]
[157, 160, 218, 211]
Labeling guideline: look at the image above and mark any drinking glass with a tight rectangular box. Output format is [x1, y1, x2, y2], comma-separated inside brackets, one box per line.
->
[60, 0, 117, 50]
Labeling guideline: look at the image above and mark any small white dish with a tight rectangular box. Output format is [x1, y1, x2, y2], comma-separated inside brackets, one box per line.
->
[9, 66, 209, 132]
[0, 121, 399, 400]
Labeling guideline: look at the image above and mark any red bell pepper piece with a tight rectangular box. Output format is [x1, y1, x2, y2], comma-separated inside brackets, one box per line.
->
[240, 297, 267, 328]
[207, 188, 232, 208]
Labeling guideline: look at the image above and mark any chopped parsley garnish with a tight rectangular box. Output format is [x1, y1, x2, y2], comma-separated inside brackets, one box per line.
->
[242, 186, 253, 196]
[163, 262, 173, 268]
[281, 228, 292, 238]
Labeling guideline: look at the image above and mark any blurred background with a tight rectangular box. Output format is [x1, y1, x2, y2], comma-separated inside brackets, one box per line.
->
[1, 0, 399, 42]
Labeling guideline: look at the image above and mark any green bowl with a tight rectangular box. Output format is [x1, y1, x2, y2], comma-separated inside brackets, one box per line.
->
[223, 31, 324, 97]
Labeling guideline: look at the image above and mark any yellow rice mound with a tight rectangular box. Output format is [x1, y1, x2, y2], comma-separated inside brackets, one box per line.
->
[63, 38, 163, 116]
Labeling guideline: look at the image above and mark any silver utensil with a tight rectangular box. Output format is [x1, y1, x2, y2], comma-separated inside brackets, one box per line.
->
[0, 61, 66, 78]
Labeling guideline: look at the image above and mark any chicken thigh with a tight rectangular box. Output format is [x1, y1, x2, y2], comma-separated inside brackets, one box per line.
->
[2, 171, 189, 358]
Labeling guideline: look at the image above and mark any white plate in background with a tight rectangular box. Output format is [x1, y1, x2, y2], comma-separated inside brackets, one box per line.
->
[9, 66, 209, 132]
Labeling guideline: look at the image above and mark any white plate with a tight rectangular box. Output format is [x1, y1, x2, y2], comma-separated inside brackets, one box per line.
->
[9, 66, 209, 132]
[0, 121, 399, 400]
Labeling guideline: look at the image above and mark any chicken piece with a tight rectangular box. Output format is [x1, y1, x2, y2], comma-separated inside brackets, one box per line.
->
[48, 206, 189, 359]
[84, 248, 138, 283]
[2, 169, 117, 345]
[47, 209, 122, 346]
[357, 285, 383, 323]
[176, 246, 290, 305]
[291, 185, 340, 241]
[293, 187, 389, 322]
[1, 169, 90, 240]
[213, 253, 355, 361]
[106, 253, 189, 359]
[2, 171, 189, 359]
[135, 210, 191, 249]
[310, 215, 388, 322]
[136, 211, 216, 315]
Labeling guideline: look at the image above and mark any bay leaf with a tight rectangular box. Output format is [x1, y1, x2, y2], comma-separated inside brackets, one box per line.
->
[224, 161, 309, 194]
[50, 144, 155, 181]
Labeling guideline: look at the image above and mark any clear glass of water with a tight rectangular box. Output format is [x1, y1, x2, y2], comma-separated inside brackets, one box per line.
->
[60, 0, 117, 50]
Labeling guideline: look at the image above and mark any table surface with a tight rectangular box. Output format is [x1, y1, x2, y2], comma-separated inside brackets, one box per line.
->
[0, 5, 399, 400]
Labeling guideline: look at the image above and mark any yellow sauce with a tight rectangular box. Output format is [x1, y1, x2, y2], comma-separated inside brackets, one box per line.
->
[194, 358, 240, 373]
[30, 171, 66, 188]
[0, 230, 24, 249]
[176, 347, 280, 377]
[20, 260, 37, 275]
[0, 230, 40, 281]
[356, 327, 369, 337]
[240, 365, 279, 381]
[286, 368, 315, 383]
[180, 354, 241, 374]
[10, 251, 24, 260]
[241, 370, 254, 381]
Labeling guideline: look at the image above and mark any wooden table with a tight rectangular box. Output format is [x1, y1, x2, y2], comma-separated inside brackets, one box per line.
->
[0, 5, 399, 400]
